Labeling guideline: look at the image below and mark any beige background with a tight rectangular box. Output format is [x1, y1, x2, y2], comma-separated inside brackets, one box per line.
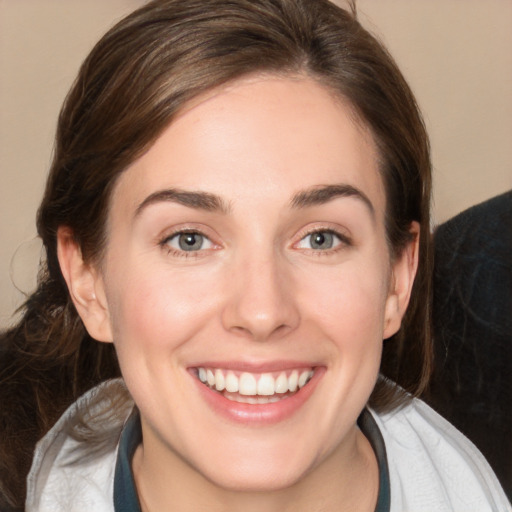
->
[1, 0, 511, 329]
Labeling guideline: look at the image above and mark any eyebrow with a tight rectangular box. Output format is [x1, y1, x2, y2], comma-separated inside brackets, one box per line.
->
[135, 188, 231, 217]
[135, 183, 374, 218]
[290, 184, 375, 219]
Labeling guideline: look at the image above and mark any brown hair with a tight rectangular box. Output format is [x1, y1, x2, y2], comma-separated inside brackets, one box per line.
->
[0, 0, 432, 507]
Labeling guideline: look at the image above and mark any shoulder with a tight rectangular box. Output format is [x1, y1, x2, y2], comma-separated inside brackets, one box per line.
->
[370, 398, 511, 512]
[25, 379, 134, 512]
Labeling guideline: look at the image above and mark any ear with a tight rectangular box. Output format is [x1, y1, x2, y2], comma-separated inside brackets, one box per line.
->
[57, 227, 113, 343]
[383, 222, 420, 339]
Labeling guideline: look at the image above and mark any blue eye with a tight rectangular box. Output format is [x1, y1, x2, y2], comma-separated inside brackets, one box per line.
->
[165, 232, 213, 252]
[296, 230, 344, 250]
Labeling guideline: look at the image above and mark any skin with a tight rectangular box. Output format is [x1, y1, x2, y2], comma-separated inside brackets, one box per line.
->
[58, 75, 418, 512]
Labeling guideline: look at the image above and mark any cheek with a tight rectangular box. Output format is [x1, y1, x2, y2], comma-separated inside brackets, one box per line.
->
[105, 261, 220, 364]
[299, 260, 390, 342]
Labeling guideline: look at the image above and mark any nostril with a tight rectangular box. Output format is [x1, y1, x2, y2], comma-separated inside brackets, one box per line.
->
[221, 266, 300, 339]
[229, 322, 292, 342]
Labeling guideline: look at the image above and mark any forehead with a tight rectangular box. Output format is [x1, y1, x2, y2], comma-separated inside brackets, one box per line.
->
[111, 75, 385, 223]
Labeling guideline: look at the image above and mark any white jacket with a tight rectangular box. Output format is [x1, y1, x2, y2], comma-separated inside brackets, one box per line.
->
[26, 379, 511, 512]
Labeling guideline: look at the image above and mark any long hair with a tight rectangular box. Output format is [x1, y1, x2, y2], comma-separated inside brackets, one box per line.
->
[0, 0, 432, 507]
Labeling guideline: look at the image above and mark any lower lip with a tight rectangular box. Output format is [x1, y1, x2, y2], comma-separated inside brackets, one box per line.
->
[190, 368, 325, 425]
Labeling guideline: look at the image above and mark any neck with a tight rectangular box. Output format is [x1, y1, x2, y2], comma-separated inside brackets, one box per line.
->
[132, 427, 378, 512]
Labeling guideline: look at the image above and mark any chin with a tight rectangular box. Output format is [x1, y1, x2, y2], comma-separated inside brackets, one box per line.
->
[184, 431, 322, 494]
[202, 461, 311, 494]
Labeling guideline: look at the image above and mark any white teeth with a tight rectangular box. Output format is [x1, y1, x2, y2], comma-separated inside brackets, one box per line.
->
[288, 370, 299, 392]
[196, 367, 315, 397]
[224, 394, 287, 404]
[214, 369, 225, 391]
[257, 373, 276, 395]
[275, 372, 288, 393]
[225, 371, 239, 393]
[239, 372, 257, 395]
[298, 370, 310, 388]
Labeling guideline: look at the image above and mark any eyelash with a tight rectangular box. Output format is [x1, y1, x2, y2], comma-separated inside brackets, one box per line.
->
[159, 229, 215, 258]
[294, 228, 352, 255]
[158, 226, 352, 258]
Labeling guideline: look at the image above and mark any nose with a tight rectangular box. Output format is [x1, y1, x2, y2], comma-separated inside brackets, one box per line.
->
[221, 252, 300, 341]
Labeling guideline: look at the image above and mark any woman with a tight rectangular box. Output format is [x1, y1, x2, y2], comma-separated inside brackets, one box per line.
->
[0, 0, 508, 510]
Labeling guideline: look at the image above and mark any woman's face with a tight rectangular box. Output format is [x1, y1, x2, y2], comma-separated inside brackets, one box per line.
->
[83, 76, 416, 491]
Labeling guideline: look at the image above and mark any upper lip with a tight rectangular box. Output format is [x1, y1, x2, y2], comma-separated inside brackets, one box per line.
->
[187, 360, 322, 373]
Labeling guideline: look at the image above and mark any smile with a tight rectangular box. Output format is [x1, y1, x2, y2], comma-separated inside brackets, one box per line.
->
[195, 367, 315, 404]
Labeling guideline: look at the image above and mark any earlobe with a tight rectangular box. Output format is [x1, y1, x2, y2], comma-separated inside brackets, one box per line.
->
[57, 227, 113, 343]
[383, 222, 420, 339]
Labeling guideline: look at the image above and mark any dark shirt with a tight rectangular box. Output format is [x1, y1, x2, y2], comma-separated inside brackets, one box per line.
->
[114, 408, 390, 512]
[425, 190, 512, 500]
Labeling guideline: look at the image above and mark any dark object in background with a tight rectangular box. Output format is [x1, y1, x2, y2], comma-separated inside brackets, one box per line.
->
[425, 190, 512, 500]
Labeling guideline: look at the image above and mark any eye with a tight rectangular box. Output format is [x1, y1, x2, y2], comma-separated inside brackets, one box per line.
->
[296, 230, 346, 251]
[164, 231, 214, 252]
